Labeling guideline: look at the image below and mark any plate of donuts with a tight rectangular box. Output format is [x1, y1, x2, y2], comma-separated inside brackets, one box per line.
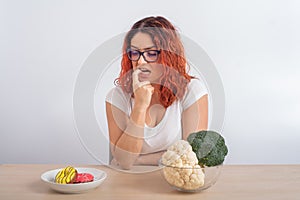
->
[41, 166, 107, 193]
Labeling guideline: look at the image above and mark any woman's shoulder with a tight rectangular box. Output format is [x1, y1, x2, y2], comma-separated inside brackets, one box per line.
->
[188, 78, 206, 89]
[106, 86, 123, 96]
[106, 86, 131, 102]
[105, 86, 132, 113]
[180, 78, 208, 109]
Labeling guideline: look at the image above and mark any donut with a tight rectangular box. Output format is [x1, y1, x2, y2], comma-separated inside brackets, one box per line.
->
[74, 173, 94, 183]
[55, 166, 78, 184]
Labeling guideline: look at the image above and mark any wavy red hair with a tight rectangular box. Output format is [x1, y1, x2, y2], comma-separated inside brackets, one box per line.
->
[115, 16, 193, 108]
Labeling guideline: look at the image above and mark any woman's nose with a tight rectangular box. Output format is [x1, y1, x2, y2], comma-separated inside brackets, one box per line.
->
[137, 55, 147, 65]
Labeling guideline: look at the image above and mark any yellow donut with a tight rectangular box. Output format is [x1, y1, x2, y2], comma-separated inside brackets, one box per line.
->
[55, 166, 77, 184]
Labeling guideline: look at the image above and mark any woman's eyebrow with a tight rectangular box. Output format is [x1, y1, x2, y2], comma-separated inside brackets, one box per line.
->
[130, 45, 156, 50]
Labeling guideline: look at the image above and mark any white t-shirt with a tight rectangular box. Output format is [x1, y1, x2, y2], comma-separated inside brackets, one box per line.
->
[105, 78, 208, 154]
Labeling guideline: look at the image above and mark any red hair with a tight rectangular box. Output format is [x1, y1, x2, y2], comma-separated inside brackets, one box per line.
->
[115, 16, 193, 108]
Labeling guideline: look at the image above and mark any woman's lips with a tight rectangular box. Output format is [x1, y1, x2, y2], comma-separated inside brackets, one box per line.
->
[138, 68, 151, 80]
[139, 67, 151, 73]
[138, 67, 151, 76]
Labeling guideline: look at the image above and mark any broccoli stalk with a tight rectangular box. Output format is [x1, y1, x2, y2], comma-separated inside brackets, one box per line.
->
[187, 130, 228, 167]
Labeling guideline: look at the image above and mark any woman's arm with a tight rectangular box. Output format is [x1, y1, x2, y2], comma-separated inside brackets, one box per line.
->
[106, 102, 146, 169]
[134, 151, 166, 165]
[106, 70, 154, 170]
[182, 94, 208, 140]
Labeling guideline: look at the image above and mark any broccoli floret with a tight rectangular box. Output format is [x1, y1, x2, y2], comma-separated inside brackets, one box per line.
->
[187, 130, 228, 167]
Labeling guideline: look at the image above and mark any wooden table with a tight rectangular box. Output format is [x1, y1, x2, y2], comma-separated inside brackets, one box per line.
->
[1, 164, 300, 200]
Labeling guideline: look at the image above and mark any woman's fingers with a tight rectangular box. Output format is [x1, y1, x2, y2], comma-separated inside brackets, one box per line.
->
[132, 69, 150, 92]
[132, 69, 154, 108]
[145, 85, 154, 94]
[132, 69, 141, 85]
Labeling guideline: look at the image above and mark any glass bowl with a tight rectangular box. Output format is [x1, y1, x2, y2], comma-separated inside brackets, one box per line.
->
[158, 159, 222, 192]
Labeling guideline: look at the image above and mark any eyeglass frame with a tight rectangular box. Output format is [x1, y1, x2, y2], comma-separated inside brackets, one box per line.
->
[126, 49, 161, 63]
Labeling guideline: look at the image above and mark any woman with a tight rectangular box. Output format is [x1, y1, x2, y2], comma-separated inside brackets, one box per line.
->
[105, 16, 208, 169]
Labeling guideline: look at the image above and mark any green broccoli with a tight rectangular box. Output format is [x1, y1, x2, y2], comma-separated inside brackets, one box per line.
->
[187, 130, 228, 167]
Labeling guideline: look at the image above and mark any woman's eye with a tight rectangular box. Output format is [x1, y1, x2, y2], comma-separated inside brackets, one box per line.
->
[146, 51, 157, 57]
[130, 51, 140, 57]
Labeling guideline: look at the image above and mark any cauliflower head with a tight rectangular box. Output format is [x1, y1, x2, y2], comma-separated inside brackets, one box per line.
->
[161, 140, 205, 190]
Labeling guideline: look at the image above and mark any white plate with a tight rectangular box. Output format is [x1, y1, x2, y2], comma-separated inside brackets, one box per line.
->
[41, 167, 107, 193]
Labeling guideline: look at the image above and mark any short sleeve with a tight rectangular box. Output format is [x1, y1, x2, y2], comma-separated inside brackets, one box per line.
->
[181, 78, 208, 110]
[105, 87, 131, 114]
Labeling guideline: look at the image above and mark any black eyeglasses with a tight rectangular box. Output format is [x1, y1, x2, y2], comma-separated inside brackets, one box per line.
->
[126, 49, 161, 63]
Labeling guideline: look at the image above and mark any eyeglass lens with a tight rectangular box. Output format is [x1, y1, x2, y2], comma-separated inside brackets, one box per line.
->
[127, 50, 160, 62]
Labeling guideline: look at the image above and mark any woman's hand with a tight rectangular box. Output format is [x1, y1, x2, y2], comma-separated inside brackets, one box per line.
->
[132, 69, 154, 110]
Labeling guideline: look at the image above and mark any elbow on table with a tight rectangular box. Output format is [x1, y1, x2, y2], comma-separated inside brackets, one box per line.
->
[111, 156, 136, 170]
[119, 162, 134, 170]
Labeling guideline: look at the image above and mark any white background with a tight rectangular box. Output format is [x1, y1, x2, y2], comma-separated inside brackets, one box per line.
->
[1, 0, 299, 164]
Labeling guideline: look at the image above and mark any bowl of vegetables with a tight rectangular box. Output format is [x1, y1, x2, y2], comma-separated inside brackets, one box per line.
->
[159, 130, 228, 192]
